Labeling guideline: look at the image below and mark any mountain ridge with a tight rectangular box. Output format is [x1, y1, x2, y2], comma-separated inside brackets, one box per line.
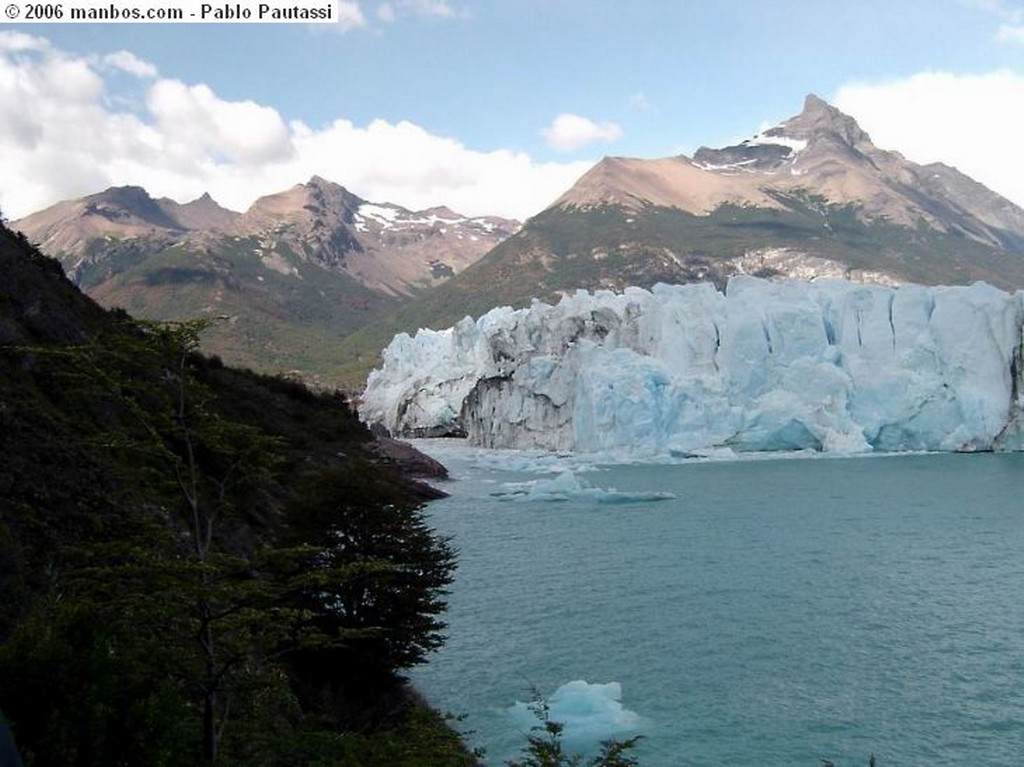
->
[557, 94, 1024, 251]
[331, 94, 1024, 389]
[15, 177, 519, 298]
[14, 95, 1024, 391]
[13, 178, 519, 385]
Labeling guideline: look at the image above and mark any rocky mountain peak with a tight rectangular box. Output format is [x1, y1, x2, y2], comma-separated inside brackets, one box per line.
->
[774, 93, 874, 149]
[84, 185, 184, 230]
[420, 205, 461, 220]
[238, 178, 354, 231]
[692, 95, 877, 174]
[93, 185, 150, 204]
[301, 176, 363, 219]
[10, 185, 190, 260]
[306, 174, 336, 190]
[160, 192, 239, 231]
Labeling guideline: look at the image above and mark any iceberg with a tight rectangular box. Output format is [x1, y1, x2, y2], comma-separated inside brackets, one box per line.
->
[360, 277, 1024, 456]
[490, 470, 676, 504]
[509, 680, 644, 745]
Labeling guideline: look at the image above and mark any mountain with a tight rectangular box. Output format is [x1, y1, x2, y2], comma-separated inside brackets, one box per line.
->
[13, 178, 517, 385]
[159, 191, 241, 231]
[338, 95, 1024, 384]
[233, 177, 514, 297]
[15, 185, 202, 258]
[556, 94, 1024, 261]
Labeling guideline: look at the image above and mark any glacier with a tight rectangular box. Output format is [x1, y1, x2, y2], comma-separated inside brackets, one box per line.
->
[360, 277, 1024, 456]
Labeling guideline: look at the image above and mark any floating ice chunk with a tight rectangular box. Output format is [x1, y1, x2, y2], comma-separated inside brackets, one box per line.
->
[491, 470, 674, 504]
[510, 680, 644, 746]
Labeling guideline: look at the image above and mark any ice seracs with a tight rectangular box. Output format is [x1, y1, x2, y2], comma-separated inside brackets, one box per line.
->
[360, 277, 1024, 457]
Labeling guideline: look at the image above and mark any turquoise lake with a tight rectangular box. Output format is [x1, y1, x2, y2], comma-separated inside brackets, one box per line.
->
[409, 444, 1024, 766]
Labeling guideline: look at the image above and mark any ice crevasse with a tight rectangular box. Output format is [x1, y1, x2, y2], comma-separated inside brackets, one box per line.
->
[359, 277, 1024, 456]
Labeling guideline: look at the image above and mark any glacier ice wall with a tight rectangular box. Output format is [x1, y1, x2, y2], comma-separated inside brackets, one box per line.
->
[360, 277, 1024, 455]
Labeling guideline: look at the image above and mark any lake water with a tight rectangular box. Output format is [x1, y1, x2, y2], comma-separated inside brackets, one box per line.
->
[409, 443, 1024, 767]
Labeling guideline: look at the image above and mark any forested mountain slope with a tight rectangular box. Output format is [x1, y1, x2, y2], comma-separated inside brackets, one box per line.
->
[0, 220, 475, 767]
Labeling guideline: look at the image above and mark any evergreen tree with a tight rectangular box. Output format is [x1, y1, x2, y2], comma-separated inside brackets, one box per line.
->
[0, 308, 455, 764]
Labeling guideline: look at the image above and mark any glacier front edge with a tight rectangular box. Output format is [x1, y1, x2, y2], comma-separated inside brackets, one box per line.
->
[359, 277, 1024, 456]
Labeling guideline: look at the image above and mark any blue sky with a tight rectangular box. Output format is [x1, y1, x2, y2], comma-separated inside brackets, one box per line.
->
[3, 0, 1024, 220]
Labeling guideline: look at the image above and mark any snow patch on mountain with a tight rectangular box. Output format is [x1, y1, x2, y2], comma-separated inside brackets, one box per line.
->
[695, 158, 761, 172]
[353, 201, 512, 239]
[360, 277, 1024, 457]
[747, 133, 808, 154]
[354, 203, 402, 231]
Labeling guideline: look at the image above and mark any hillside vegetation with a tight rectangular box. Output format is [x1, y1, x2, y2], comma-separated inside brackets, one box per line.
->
[0, 221, 476, 766]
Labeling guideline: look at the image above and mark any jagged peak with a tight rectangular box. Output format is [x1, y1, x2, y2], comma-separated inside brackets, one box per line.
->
[303, 176, 366, 212]
[306, 174, 334, 188]
[177, 191, 236, 212]
[419, 205, 462, 219]
[247, 176, 352, 209]
[801, 93, 831, 115]
[89, 185, 154, 205]
[771, 93, 873, 148]
[81, 185, 184, 230]
[690, 95, 878, 175]
[304, 175, 354, 196]
[167, 192, 239, 230]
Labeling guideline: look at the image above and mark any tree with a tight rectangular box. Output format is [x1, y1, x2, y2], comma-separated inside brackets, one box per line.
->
[1, 309, 460, 764]
[1, 319, 308, 762]
[282, 462, 456, 700]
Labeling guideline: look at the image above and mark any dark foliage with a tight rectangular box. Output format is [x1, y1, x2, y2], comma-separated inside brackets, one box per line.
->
[0, 223, 463, 765]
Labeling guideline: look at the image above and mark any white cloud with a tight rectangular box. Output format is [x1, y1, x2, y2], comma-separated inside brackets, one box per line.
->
[337, 0, 367, 30]
[101, 50, 158, 78]
[289, 118, 591, 219]
[833, 70, 1024, 209]
[542, 113, 623, 153]
[147, 79, 295, 165]
[0, 30, 50, 53]
[970, 0, 1024, 40]
[374, 0, 466, 22]
[0, 33, 589, 222]
[396, 0, 463, 18]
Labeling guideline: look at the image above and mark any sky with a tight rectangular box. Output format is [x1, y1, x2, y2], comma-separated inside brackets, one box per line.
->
[2, 0, 1024, 222]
